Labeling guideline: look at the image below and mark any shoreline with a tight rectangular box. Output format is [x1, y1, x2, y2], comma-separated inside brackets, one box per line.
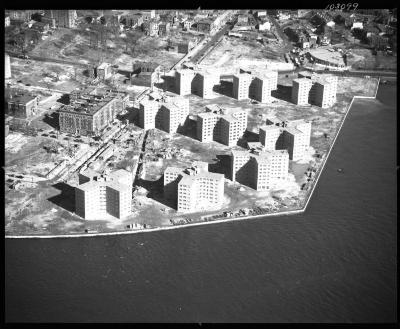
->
[5, 78, 381, 239]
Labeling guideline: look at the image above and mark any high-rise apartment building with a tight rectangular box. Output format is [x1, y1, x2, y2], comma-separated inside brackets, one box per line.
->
[75, 169, 133, 220]
[313, 77, 338, 108]
[175, 69, 196, 96]
[231, 147, 289, 191]
[138, 95, 189, 133]
[249, 70, 278, 103]
[175, 69, 219, 98]
[291, 78, 313, 105]
[293, 73, 338, 108]
[259, 125, 281, 150]
[197, 105, 248, 146]
[5, 53, 11, 79]
[139, 98, 161, 130]
[232, 73, 252, 100]
[262, 117, 312, 161]
[164, 161, 225, 213]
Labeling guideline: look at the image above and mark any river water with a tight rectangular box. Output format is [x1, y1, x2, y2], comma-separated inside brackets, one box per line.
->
[5, 84, 397, 323]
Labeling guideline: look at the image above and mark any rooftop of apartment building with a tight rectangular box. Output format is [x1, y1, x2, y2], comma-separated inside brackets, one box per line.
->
[78, 168, 132, 191]
[5, 88, 38, 104]
[59, 88, 127, 115]
[292, 77, 313, 84]
[165, 161, 223, 185]
[265, 116, 310, 129]
[297, 71, 338, 85]
[231, 147, 288, 161]
[199, 105, 247, 119]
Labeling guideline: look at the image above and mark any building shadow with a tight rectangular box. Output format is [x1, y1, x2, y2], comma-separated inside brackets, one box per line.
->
[136, 175, 176, 209]
[48, 182, 76, 213]
[208, 154, 231, 178]
[57, 93, 70, 105]
[213, 80, 233, 98]
[155, 75, 176, 93]
[237, 130, 259, 148]
[176, 117, 197, 140]
[271, 84, 292, 102]
[116, 107, 138, 124]
[42, 112, 60, 130]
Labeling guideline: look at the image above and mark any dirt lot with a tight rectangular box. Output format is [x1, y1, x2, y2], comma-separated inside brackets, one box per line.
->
[200, 36, 294, 73]
[346, 48, 397, 70]
[10, 57, 82, 92]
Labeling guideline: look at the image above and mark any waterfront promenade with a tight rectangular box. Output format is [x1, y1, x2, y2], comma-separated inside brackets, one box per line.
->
[5, 78, 381, 239]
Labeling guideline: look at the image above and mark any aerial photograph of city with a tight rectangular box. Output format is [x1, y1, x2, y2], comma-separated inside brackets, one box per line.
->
[4, 6, 397, 323]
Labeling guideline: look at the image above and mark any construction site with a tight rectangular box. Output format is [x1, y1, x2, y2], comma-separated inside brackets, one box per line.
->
[5, 70, 379, 235]
[4, 9, 383, 235]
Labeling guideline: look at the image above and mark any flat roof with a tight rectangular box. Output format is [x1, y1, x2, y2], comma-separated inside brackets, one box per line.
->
[98, 62, 111, 69]
[6, 90, 37, 104]
[259, 125, 281, 131]
[308, 47, 345, 66]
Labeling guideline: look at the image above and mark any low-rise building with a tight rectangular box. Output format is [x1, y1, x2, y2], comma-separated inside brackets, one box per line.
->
[141, 10, 156, 21]
[8, 10, 36, 22]
[197, 105, 248, 146]
[164, 161, 225, 213]
[5, 15, 10, 27]
[197, 19, 215, 34]
[96, 62, 113, 80]
[142, 19, 159, 36]
[5, 88, 39, 119]
[75, 169, 133, 220]
[31, 21, 50, 33]
[158, 21, 170, 36]
[123, 13, 143, 27]
[258, 21, 271, 31]
[44, 10, 77, 28]
[131, 61, 161, 87]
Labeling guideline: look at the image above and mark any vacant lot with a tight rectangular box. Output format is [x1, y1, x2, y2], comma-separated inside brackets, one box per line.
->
[346, 48, 397, 70]
[201, 35, 294, 73]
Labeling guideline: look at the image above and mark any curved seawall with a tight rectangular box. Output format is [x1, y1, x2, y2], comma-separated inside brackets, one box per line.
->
[5, 78, 381, 239]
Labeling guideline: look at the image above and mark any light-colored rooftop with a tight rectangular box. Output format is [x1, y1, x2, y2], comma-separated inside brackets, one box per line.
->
[98, 62, 111, 70]
[308, 47, 346, 66]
